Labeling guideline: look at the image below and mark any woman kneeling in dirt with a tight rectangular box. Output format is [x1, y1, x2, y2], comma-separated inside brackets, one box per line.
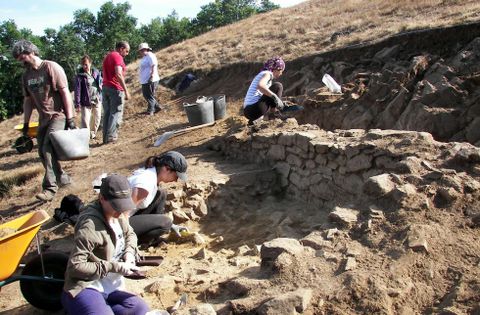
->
[243, 56, 285, 125]
[128, 151, 189, 246]
[62, 174, 149, 314]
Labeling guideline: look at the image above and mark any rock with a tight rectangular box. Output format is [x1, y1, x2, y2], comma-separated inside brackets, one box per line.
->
[146, 276, 177, 293]
[373, 45, 401, 62]
[177, 303, 216, 315]
[300, 231, 334, 250]
[369, 207, 385, 220]
[167, 190, 185, 200]
[407, 225, 429, 253]
[257, 289, 313, 315]
[261, 238, 304, 268]
[346, 153, 372, 173]
[310, 182, 334, 200]
[326, 228, 339, 240]
[193, 248, 207, 260]
[436, 187, 458, 205]
[364, 174, 396, 197]
[194, 199, 208, 217]
[172, 209, 191, 223]
[345, 241, 363, 257]
[267, 145, 286, 160]
[192, 232, 206, 245]
[343, 257, 357, 271]
[236, 245, 253, 256]
[329, 206, 359, 226]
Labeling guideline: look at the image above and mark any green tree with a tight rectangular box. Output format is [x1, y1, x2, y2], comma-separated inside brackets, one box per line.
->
[0, 20, 40, 120]
[95, 1, 140, 63]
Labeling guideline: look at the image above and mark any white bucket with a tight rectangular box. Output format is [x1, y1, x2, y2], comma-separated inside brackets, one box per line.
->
[322, 74, 342, 94]
[50, 128, 90, 161]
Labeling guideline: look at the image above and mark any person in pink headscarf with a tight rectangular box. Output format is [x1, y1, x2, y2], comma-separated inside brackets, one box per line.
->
[243, 56, 285, 125]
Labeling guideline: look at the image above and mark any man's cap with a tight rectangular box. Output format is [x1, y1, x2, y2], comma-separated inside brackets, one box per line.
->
[100, 174, 135, 213]
[159, 151, 188, 181]
[138, 43, 152, 51]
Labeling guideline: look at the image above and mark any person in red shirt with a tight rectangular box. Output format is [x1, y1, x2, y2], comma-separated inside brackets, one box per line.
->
[12, 39, 76, 202]
[102, 41, 130, 144]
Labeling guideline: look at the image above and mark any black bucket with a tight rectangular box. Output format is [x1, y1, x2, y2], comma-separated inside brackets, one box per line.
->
[212, 94, 226, 120]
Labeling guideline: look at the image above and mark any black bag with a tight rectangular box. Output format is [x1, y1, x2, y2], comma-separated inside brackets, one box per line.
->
[53, 194, 83, 226]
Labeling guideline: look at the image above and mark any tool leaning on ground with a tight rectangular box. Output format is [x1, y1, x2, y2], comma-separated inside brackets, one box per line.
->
[153, 121, 215, 147]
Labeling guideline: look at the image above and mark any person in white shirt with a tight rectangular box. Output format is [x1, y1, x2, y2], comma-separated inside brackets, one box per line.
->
[138, 42, 162, 116]
[243, 56, 286, 126]
[128, 151, 188, 245]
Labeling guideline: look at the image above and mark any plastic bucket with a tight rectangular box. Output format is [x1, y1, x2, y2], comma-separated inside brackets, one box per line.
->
[184, 97, 214, 126]
[50, 128, 90, 161]
[212, 94, 226, 120]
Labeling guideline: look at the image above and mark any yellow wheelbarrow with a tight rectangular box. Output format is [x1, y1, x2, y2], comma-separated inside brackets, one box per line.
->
[13, 122, 39, 154]
[0, 210, 68, 311]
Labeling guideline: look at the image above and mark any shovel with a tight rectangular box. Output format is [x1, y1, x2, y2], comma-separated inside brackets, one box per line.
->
[153, 122, 215, 147]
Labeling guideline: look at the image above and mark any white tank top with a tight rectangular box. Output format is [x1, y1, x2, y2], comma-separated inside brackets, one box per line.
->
[243, 70, 273, 108]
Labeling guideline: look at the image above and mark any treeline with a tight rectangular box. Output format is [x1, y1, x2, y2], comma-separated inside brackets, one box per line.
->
[0, 0, 279, 120]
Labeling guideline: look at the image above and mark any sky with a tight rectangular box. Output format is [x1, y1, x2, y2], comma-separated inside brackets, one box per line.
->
[0, 0, 305, 36]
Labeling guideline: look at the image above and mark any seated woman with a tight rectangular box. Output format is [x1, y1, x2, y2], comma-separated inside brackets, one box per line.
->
[128, 151, 188, 245]
[243, 56, 286, 125]
[62, 174, 149, 315]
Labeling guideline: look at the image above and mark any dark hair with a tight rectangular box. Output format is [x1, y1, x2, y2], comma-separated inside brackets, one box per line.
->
[81, 54, 92, 63]
[144, 155, 166, 171]
[115, 41, 129, 50]
[12, 40, 40, 58]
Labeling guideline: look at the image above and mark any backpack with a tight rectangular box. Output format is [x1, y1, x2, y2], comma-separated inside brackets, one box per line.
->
[53, 194, 83, 226]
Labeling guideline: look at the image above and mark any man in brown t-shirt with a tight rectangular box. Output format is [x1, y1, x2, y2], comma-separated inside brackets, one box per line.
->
[12, 40, 76, 201]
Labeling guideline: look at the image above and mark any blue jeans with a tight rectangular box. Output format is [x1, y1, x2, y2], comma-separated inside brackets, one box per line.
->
[141, 81, 161, 113]
[102, 86, 125, 144]
[61, 288, 149, 315]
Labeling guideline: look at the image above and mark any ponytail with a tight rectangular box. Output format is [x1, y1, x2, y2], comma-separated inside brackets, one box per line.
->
[144, 155, 165, 170]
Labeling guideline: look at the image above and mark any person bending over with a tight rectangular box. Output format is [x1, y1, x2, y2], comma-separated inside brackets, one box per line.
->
[243, 56, 286, 125]
[128, 151, 188, 245]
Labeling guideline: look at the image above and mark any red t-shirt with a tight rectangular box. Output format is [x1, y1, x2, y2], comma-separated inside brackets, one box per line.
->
[102, 51, 126, 91]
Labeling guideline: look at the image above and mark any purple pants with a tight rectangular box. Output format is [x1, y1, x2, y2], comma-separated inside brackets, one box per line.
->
[61, 288, 149, 315]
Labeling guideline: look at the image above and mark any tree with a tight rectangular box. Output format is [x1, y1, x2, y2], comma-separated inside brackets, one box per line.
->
[0, 20, 37, 120]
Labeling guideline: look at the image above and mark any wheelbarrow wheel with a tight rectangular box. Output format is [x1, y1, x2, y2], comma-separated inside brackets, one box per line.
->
[20, 251, 68, 311]
[14, 135, 34, 154]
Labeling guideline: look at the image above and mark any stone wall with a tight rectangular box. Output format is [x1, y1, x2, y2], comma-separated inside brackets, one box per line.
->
[221, 120, 480, 212]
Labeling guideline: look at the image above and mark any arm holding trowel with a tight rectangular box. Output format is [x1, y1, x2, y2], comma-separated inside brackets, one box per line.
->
[242, 56, 286, 125]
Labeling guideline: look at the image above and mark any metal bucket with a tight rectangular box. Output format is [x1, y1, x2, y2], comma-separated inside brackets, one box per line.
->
[212, 94, 226, 120]
[183, 96, 214, 126]
[50, 128, 90, 161]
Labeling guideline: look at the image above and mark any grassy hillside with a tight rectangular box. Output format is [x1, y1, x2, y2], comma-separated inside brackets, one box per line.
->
[128, 0, 480, 80]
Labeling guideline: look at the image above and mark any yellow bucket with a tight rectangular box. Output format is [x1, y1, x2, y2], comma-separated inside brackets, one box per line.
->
[14, 122, 39, 138]
[0, 210, 49, 281]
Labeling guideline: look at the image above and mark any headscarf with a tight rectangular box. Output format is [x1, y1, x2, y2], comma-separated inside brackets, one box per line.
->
[262, 56, 285, 72]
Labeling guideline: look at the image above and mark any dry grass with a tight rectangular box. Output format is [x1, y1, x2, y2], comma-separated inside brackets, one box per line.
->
[0, 166, 42, 198]
[125, 0, 480, 84]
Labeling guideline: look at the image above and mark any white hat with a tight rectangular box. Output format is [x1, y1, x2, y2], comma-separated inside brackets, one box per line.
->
[138, 43, 152, 51]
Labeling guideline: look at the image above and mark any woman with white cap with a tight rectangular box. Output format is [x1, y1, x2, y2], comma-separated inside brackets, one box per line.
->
[138, 42, 162, 115]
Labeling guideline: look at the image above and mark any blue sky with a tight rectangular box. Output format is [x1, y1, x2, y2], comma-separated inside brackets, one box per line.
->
[0, 0, 305, 35]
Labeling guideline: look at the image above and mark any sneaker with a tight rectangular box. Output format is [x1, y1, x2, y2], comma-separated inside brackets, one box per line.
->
[36, 190, 55, 202]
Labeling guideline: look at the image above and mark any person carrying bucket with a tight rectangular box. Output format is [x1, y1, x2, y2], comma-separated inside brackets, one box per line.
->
[243, 56, 286, 125]
[12, 39, 76, 202]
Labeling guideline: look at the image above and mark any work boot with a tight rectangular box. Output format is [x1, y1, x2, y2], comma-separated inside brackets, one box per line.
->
[36, 190, 55, 202]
